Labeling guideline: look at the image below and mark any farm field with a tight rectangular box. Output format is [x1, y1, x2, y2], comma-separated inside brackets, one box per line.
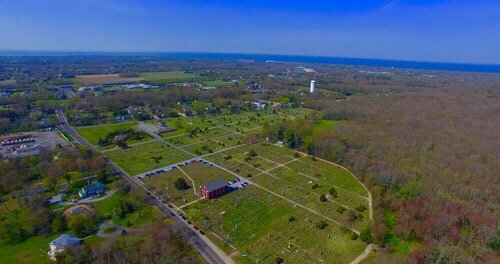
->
[140, 71, 198, 81]
[76, 74, 144, 85]
[104, 141, 191, 175]
[76, 122, 152, 147]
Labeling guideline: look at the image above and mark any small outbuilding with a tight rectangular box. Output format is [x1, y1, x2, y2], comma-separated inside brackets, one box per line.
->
[200, 179, 228, 199]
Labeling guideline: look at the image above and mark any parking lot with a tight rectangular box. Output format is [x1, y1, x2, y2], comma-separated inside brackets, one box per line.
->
[0, 131, 69, 158]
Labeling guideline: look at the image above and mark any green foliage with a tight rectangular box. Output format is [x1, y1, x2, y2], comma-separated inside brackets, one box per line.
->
[275, 257, 284, 263]
[288, 216, 296, 222]
[360, 228, 374, 244]
[51, 215, 67, 234]
[248, 149, 257, 157]
[68, 215, 97, 237]
[174, 178, 189, 190]
[329, 187, 338, 198]
[355, 205, 366, 212]
[316, 220, 328, 230]
[397, 180, 423, 200]
[319, 194, 327, 202]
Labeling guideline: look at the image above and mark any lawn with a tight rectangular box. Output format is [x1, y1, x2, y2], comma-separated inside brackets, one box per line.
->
[76, 122, 142, 146]
[143, 169, 200, 207]
[0, 233, 62, 264]
[91, 192, 162, 228]
[104, 141, 192, 175]
[140, 71, 198, 81]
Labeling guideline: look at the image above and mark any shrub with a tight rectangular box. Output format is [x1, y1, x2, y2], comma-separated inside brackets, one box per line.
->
[320, 194, 327, 202]
[174, 178, 189, 190]
[355, 205, 366, 212]
[329, 187, 338, 198]
[360, 228, 374, 244]
[316, 220, 328, 229]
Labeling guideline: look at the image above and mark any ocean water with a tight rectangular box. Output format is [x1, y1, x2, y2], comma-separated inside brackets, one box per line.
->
[1, 50, 499, 73]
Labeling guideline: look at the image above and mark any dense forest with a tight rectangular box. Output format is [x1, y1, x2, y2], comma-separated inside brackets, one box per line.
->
[264, 85, 499, 263]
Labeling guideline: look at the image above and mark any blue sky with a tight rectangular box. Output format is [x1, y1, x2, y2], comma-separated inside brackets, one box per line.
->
[0, 0, 499, 64]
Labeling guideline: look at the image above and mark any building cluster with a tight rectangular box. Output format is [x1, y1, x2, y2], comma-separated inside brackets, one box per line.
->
[1, 134, 35, 146]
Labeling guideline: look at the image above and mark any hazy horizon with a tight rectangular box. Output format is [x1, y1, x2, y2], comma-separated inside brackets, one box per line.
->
[0, 0, 499, 64]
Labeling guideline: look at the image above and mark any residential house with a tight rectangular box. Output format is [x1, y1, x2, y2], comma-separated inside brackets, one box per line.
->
[78, 181, 105, 198]
[48, 234, 80, 260]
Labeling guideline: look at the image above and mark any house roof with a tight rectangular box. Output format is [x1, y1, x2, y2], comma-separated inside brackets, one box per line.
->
[82, 181, 105, 192]
[201, 179, 228, 192]
[63, 204, 92, 218]
[50, 234, 80, 247]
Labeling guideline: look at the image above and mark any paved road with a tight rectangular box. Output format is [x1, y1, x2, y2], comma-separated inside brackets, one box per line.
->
[56, 107, 231, 264]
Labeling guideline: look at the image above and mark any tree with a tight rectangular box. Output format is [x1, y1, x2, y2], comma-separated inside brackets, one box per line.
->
[275, 257, 284, 263]
[316, 220, 328, 229]
[52, 214, 67, 233]
[248, 149, 257, 157]
[360, 228, 374, 244]
[320, 194, 327, 202]
[174, 178, 189, 190]
[117, 141, 128, 149]
[68, 215, 97, 237]
[329, 187, 338, 198]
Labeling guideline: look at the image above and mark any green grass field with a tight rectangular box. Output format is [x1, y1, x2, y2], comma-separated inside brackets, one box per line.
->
[76, 122, 142, 146]
[0, 233, 61, 264]
[313, 120, 343, 136]
[140, 71, 198, 81]
[143, 169, 200, 207]
[183, 186, 366, 263]
[104, 141, 191, 175]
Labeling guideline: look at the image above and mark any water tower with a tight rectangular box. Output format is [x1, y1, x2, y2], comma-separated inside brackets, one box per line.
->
[310, 80, 315, 93]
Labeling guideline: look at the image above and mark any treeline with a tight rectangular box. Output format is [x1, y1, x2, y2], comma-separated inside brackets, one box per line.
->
[56, 221, 203, 264]
[0, 146, 108, 195]
[264, 87, 499, 262]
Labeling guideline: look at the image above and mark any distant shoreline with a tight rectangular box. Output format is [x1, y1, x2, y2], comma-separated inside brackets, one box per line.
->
[1, 50, 499, 73]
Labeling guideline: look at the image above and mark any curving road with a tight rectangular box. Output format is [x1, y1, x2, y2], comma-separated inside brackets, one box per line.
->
[56, 107, 231, 264]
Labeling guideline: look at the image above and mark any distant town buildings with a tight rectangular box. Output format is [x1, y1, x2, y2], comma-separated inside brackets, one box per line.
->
[200, 179, 228, 199]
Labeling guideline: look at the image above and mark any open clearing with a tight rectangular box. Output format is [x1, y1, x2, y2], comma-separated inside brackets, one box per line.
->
[76, 74, 144, 85]
[140, 71, 198, 81]
[104, 141, 191, 175]
[76, 122, 153, 147]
